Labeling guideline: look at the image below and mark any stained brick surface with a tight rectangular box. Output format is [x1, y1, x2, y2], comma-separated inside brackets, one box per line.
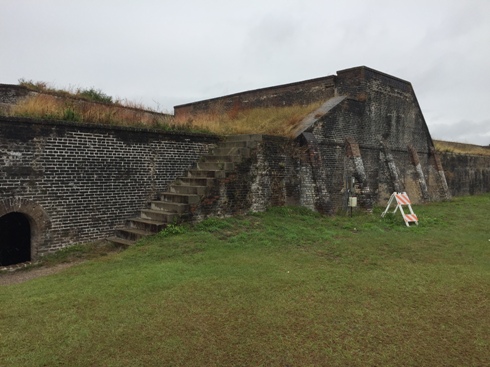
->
[185, 67, 464, 220]
[440, 153, 490, 196]
[0, 117, 218, 255]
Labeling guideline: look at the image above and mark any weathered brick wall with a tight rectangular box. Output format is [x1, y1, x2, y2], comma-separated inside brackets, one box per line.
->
[0, 84, 31, 104]
[175, 66, 451, 214]
[0, 116, 218, 255]
[440, 153, 490, 196]
[0, 84, 32, 114]
[190, 136, 307, 219]
[191, 135, 490, 223]
[186, 67, 464, 219]
[177, 66, 489, 221]
[307, 67, 444, 208]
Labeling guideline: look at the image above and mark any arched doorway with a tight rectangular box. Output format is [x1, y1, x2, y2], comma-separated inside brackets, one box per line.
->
[0, 212, 31, 266]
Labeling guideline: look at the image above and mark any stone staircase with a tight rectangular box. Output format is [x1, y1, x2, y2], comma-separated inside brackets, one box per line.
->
[107, 135, 259, 246]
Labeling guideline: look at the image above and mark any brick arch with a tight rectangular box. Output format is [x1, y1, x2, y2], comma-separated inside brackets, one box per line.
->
[0, 198, 51, 261]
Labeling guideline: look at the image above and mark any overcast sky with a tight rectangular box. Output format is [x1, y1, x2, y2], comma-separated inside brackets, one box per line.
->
[2, 0, 489, 145]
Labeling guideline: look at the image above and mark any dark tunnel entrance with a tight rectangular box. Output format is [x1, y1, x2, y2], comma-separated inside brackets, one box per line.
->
[0, 212, 31, 266]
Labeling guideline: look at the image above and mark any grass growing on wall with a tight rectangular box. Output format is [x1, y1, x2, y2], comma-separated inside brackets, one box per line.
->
[2, 80, 214, 134]
[434, 140, 490, 156]
[7, 79, 322, 136]
[5, 78, 322, 137]
[6, 93, 206, 132]
[18, 79, 114, 104]
[176, 102, 323, 137]
[1, 194, 489, 366]
[6, 96, 322, 136]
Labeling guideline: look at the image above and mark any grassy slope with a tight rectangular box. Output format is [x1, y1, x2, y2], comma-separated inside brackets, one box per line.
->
[434, 140, 490, 156]
[1, 195, 489, 367]
[175, 102, 323, 137]
[4, 91, 322, 137]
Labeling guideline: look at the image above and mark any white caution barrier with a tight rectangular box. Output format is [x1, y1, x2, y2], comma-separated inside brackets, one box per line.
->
[381, 192, 418, 227]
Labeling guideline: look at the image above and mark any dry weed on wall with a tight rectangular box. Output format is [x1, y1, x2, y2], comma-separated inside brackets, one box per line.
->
[175, 102, 323, 137]
[8, 94, 174, 128]
[434, 140, 490, 156]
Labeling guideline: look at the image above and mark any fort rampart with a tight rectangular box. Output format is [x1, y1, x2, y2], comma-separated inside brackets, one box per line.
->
[0, 66, 489, 264]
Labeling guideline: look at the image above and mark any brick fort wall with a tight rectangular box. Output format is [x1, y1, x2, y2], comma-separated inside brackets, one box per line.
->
[0, 116, 218, 256]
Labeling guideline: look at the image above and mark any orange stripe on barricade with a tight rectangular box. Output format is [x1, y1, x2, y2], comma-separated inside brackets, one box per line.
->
[395, 193, 411, 205]
[404, 214, 418, 222]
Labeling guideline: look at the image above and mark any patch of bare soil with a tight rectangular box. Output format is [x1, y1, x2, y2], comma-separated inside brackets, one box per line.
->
[0, 262, 82, 286]
[0, 241, 123, 286]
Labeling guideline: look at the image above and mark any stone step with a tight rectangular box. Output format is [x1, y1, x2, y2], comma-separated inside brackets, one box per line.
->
[224, 134, 263, 143]
[217, 140, 258, 149]
[169, 184, 208, 195]
[161, 192, 200, 204]
[107, 236, 135, 247]
[209, 146, 251, 157]
[187, 169, 226, 178]
[197, 161, 235, 171]
[115, 228, 152, 241]
[200, 154, 242, 163]
[127, 217, 166, 233]
[176, 176, 216, 187]
[149, 201, 189, 213]
[109, 135, 253, 245]
[140, 208, 182, 222]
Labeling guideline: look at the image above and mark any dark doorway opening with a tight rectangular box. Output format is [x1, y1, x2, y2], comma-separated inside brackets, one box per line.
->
[0, 212, 31, 266]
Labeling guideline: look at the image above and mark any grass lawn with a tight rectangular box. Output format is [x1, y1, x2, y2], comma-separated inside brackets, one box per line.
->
[1, 194, 489, 366]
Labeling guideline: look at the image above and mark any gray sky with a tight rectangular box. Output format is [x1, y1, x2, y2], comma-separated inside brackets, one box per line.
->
[2, 0, 489, 145]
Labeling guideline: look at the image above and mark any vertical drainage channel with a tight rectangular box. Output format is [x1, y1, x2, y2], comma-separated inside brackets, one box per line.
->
[0, 212, 31, 266]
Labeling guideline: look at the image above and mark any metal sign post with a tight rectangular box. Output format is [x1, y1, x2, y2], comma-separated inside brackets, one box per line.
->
[348, 196, 357, 217]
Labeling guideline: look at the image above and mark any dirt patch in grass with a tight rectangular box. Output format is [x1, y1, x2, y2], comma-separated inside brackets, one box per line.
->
[0, 262, 82, 286]
[0, 240, 122, 286]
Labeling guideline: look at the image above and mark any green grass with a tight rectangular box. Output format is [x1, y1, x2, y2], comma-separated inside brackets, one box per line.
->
[1, 195, 489, 366]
